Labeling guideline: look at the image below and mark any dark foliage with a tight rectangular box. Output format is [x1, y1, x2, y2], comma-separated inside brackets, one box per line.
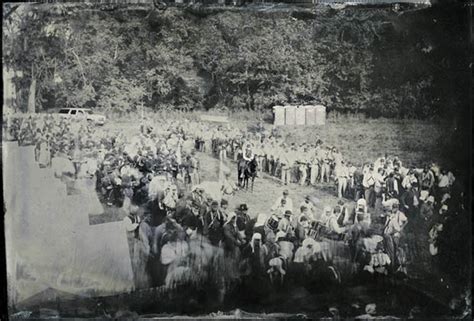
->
[2, 3, 469, 118]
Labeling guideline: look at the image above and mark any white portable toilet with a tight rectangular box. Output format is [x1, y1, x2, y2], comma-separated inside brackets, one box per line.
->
[273, 106, 285, 126]
[305, 106, 316, 126]
[295, 106, 306, 126]
[315, 105, 326, 126]
[285, 105, 296, 126]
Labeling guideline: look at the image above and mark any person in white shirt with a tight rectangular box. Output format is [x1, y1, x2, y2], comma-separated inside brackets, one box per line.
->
[332, 148, 343, 167]
[123, 204, 141, 233]
[346, 161, 357, 199]
[279, 148, 291, 185]
[317, 206, 333, 232]
[355, 198, 371, 227]
[447, 171, 455, 186]
[255, 143, 266, 175]
[299, 195, 316, 217]
[278, 210, 295, 237]
[309, 146, 320, 186]
[363, 164, 376, 208]
[218, 142, 227, 162]
[221, 171, 238, 196]
[373, 155, 386, 173]
[242, 143, 254, 162]
[298, 147, 310, 186]
[327, 207, 347, 237]
[401, 169, 418, 190]
[384, 201, 407, 236]
[320, 147, 332, 183]
[288, 145, 299, 184]
[383, 200, 407, 269]
[272, 190, 293, 213]
[437, 169, 449, 188]
[364, 244, 391, 275]
[373, 167, 386, 203]
[335, 160, 349, 199]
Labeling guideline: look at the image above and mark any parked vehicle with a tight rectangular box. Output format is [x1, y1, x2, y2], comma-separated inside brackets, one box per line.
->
[57, 108, 106, 125]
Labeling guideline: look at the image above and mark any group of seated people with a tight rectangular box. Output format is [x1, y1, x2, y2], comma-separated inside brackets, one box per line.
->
[3, 113, 462, 295]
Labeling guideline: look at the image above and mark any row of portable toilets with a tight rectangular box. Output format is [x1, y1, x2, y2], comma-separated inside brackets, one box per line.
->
[273, 105, 326, 126]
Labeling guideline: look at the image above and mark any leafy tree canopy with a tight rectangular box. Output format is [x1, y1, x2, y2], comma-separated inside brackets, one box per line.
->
[2, 3, 469, 119]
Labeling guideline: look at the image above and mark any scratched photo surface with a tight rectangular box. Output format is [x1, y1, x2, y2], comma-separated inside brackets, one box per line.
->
[2, 1, 470, 319]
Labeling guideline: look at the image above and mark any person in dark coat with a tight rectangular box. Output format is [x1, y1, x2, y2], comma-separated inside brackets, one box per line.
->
[173, 194, 192, 224]
[236, 203, 253, 242]
[203, 201, 225, 247]
[181, 201, 203, 234]
[385, 172, 400, 199]
[223, 212, 243, 256]
[400, 182, 421, 221]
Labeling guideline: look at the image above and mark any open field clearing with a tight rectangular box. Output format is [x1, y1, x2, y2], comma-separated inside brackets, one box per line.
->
[107, 112, 450, 167]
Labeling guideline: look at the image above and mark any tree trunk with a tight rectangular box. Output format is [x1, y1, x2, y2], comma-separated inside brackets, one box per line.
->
[27, 77, 36, 113]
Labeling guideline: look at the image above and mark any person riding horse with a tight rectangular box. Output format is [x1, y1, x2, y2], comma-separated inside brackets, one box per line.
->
[238, 144, 258, 189]
[238, 144, 253, 177]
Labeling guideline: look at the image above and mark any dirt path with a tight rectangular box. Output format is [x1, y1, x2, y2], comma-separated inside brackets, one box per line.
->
[196, 151, 355, 217]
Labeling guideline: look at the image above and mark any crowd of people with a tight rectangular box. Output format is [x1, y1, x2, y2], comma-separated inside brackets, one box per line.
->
[204, 124, 461, 276]
[3, 113, 464, 304]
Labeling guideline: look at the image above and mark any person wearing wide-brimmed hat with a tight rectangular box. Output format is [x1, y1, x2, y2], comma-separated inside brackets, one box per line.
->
[383, 200, 407, 270]
[277, 210, 295, 237]
[235, 203, 252, 242]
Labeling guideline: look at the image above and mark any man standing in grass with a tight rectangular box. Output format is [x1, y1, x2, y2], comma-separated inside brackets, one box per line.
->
[383, 200, 408, 271]
[309, 144, 320, 186]
[335, 160, 349, 199]
[279, 145, 291, 185]
[298, 145, 310, 186]
[363, 164, 376, 208]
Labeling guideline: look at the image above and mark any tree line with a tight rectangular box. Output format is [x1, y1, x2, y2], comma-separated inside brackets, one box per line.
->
[2, 3, 469, 119]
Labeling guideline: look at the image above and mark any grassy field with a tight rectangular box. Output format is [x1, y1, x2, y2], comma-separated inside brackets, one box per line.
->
[108, 110, 449, 168]
[104, 110, 450, 219]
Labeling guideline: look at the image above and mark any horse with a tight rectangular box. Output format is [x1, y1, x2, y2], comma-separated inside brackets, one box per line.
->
[243, 158, 258, 192]
[237, 158, 258, 192]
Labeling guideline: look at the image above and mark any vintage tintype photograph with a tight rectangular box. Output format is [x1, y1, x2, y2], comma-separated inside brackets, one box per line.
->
[2, 0, 471, 319]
